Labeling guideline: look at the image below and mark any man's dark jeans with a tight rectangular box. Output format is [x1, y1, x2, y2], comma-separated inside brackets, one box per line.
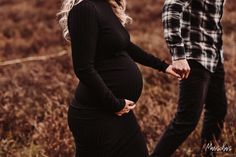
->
[151, 60, 228, 157]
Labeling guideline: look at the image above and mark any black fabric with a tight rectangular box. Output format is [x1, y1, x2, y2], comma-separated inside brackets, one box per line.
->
[151, 60, 227, 157]
[68, 106, 149, 157]
[68, 0, 169, 112]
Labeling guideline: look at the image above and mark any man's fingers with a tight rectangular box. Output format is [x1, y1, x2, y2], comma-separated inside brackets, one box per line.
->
[183, 66, 191, 79]
[175, 66, 190, 79]
[175, 69, 185, 79]
[173, 72, 181, 78]
[173, 66, 185, 74]
[183, 69, 190, 79]
[172, 59, 191, 80]
[169, 69, 181, 78]
[185, 68, 191, 79]
[172, 66, 182, 72]
[181, 71, 186, 79]
[186, 67, 191, 78]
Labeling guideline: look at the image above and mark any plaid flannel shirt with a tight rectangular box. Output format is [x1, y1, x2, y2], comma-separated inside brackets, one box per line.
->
[162, 0, 225, 72]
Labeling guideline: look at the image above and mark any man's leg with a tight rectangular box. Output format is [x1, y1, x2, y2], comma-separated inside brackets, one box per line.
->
[201, 61, 228, 156]
[151, 60, 211, 157]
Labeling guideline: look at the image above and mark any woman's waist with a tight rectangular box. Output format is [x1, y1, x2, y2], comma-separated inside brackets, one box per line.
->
[94, 52, 140, 73]
[75, 75, 143, 103]
[95, 50, 128, 60]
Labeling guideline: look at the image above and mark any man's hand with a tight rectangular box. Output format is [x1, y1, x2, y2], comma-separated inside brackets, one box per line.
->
[165, 65, 181, 79]
[172, 59, 191, 79]
[116, 99, 136, 116]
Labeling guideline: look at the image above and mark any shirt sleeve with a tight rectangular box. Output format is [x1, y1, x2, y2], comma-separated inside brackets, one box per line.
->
[126, 42, 169, 72]
[162, 0, 191, 60]
[68, 1, 125, 112]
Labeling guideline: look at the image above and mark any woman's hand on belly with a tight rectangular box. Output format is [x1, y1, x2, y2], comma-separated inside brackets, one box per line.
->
[115, 99, 136, 116]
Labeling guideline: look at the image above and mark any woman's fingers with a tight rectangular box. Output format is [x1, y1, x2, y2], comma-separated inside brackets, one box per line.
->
[115, 100, 136, 116]
[166, 65, 181, 79]
[125, 99, 134, 105]
[128, 104, 136, 110]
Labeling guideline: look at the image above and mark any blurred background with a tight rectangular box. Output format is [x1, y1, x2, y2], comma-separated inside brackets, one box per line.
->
[0, 0, 235, 156]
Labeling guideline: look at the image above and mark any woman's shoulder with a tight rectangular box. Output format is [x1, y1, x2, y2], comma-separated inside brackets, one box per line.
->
[70, 0, 98, 15]
[71, 0, 108, 14]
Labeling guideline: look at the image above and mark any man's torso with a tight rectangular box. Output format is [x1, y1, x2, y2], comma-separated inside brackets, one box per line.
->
[182, 0, 225, 72]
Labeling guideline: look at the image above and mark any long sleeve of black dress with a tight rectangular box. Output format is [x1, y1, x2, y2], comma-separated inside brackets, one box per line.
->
[126, 42, 169, 72]
[68, 2, 125, 112]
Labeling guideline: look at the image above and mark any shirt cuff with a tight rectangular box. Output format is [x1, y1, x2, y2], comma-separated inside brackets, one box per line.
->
[160, 61, 170, 73]
[170, 46, 186, 61]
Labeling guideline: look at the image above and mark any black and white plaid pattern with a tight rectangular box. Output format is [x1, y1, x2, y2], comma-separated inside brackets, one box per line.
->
[162, 0, 225, 72]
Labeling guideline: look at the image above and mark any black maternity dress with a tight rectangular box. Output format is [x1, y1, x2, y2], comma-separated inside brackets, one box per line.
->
[67, 0, 169, 157]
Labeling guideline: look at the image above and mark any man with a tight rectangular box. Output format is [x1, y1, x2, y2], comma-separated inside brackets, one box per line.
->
[151, 0, 228, 156]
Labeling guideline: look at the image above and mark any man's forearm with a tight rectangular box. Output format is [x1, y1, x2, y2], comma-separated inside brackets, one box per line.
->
[162, 0, 191, 60]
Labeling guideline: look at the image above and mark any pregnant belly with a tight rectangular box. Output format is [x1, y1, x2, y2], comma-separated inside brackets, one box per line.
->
[95, 52, 143, 102]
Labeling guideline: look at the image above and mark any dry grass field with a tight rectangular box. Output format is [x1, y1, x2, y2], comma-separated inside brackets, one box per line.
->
[0, 0, 235, 156]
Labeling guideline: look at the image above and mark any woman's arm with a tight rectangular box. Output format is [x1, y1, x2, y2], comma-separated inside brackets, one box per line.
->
[68, 1, 125, 112]
[126, 42, 169, 72]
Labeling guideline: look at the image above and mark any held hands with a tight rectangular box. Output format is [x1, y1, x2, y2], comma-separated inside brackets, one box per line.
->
[165, 59, 191, 80]
[171, 59, 191, 80]
[165, 65, 182, 79]
[116, 60, 191, 117]
[116, 99, 136, 116]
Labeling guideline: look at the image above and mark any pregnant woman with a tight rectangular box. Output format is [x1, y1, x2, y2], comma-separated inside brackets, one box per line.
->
[58, 0, 179, 156]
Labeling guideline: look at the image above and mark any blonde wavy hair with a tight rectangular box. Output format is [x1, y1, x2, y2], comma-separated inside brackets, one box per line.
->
[57, 0, 132, 41]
